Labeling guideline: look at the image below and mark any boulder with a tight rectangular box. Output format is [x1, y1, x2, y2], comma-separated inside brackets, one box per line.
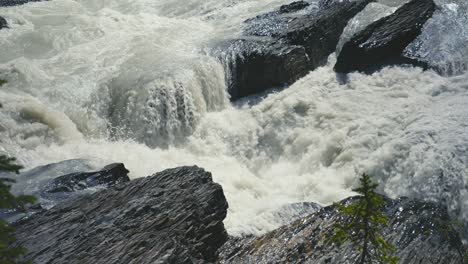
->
[219, 196, 464, 264]
[334, 0, 436, 73]
[224, 0, 371, 101]
[14, 166, 229, 263]
[226, 40, 310, 100]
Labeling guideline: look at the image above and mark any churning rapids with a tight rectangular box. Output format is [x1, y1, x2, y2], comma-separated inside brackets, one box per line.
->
[0, 0, 468, 236]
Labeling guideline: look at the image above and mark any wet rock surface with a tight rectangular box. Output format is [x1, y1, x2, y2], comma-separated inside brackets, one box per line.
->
[219, 196, 464, 264]
[335, 0, 436, 73]
[223, 0, 371, 100]
[14, 166, 229, 263]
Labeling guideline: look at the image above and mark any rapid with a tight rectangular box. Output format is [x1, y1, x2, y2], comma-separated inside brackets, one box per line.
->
[0, 0, 467, 236]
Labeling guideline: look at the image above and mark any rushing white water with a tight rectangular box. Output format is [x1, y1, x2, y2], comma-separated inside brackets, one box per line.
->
[1, 0, 467, 236]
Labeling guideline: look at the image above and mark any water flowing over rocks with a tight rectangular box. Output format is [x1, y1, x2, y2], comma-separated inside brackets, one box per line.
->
[335, 0, 436, 73]
[14, 166, 229, 263]
[219, 196, 464, 264]
[224, 0, 371, 100]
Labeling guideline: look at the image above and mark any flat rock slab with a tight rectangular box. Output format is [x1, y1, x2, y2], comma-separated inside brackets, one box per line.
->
[334, 0, 436, 73]
[14, 166, 229, 264]
[219, 197, 464, 264]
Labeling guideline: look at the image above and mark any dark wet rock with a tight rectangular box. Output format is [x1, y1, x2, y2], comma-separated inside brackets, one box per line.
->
[219, 196, 464, 264]
[0, 16, 7, 30]
[224, 0, 371, 100]
[283, 0, 371, 67]
[226, 40, 310, 100]
[15, 166, 229, 263]
[44, 163, 129, 194]
[0, 0, 44, 7]
[334, 0, 436, 73]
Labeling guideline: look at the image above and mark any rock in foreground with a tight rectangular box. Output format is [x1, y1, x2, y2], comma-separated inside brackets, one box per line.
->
[14, 166, 229, 263]
[219, 197, 464, 264]
[335, 0, 436, 73]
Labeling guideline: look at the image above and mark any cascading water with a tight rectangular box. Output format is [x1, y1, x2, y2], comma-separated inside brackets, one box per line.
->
[0, 0, 467, 236]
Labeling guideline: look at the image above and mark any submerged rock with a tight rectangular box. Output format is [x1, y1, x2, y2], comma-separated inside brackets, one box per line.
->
[224, 0, 371, 100]
[0, 0, 44, 7]
[8, 160, 130, 211]
[44, 163, 129, 194]
[14, 166, 229, 263]
[219, 196, 464, 264]
[0, 16, 7, 30]
[335, 0, 436, 73]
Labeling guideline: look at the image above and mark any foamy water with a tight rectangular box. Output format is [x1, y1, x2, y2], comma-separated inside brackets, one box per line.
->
[0, 0, 467, 235]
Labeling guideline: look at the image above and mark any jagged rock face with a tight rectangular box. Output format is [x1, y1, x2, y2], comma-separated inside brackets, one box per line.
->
[218, 197, 464, 264]
[334, 0, 436, 73]
[224, 0, 371, 101]
[14, 166, 229, 264]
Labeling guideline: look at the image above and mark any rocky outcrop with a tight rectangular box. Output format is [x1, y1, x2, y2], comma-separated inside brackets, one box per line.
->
[0, 16, 7, 30]
[335, 0, 436, 73]
[224, 0, 371, 100]
[219, 196, 464, 264]
[14, 166, 229, 263]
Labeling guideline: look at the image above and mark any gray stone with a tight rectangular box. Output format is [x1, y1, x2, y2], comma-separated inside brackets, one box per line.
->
[14, 166, 229, 263]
